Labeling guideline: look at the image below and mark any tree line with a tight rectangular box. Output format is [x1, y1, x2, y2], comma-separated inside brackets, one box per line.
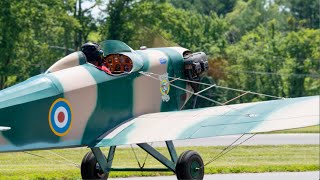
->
[0, 0, 319, 106]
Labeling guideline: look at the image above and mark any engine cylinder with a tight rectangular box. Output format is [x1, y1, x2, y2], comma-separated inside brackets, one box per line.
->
[184, 52, 209, 81]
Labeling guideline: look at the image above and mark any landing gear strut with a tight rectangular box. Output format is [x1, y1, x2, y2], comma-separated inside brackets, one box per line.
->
[80, 141, 205, 180]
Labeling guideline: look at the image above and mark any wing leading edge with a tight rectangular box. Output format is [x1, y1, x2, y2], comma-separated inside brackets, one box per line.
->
[92, 96, 319, 147]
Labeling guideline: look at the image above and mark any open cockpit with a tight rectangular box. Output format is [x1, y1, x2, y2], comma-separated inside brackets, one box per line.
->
[45, 40, 143, 75]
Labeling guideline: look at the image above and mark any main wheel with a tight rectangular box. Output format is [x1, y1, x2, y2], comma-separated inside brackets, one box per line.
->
[175, 150, 204, 180]
[81, 151, 108, 179]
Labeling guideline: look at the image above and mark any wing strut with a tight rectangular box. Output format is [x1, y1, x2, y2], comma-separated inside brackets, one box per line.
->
[200, 133, 257, 169]
[222, 91, 249, 105]
[139, 71, 245, 114]
[140, 71, 283, 100]
[139, 71, 283, 116]
[87, 141, 178, 175]
[130, 144, 150, 168]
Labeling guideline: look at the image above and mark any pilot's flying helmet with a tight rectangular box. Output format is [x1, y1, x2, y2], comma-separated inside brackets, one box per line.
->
[81, 42, 104, 64]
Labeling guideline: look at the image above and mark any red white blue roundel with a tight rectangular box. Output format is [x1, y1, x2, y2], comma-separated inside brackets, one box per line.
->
[48, 98, 73, 136]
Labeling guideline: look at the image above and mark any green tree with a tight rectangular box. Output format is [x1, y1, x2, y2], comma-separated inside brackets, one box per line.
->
[0, 0, 24, 89]
[73, 0, 103, 50]
[226, 0, 290, 43]
[105, 0, 133, 42]
[224, 23, 287, 102]
[279, 29, 320, 97]
[0, 0, 85, 89]
[276, 0, 320, 29]
[169, 0, 236, 17]
[104, 1, 228, 55]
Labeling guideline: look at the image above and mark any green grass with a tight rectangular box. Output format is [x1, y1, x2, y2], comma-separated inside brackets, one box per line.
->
[0, 145, 318, 179]
[268, 125, 320, 134]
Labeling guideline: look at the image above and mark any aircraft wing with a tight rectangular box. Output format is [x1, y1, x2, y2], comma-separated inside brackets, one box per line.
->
[92, 96, 319, 147]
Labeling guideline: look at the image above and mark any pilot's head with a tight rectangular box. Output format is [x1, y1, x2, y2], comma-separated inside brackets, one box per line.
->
[81, 42, 104, 65]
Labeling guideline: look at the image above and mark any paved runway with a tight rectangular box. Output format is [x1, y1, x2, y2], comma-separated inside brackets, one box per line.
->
[118, 133, 319, 148]
[111, 171, 320, 180]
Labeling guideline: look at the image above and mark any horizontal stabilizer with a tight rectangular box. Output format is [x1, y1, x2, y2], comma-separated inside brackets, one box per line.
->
[0, 126, 11, 131]
[92, 96, 319, 147]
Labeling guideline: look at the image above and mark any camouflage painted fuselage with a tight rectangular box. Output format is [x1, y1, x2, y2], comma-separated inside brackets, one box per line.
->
[0, 43, 190, 152]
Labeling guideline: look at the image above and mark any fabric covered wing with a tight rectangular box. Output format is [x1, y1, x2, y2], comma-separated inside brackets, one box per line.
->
[92, 96, 319, 147]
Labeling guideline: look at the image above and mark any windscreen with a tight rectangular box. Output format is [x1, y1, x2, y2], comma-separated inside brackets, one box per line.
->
[100, 40, 133, 55]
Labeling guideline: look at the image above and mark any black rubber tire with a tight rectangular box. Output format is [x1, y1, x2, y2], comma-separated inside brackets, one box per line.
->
[175, 150, 204, 180]
[81, 151, 108, 179]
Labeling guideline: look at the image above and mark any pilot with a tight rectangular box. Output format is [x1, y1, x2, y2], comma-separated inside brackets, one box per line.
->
[81, 42, 111, 74]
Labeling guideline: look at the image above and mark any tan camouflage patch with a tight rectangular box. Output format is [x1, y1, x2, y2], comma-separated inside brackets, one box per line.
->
[0, 135, 8, 146]
[47, 52, 82, 73]
[52, 66, 97, 141]
[133, 50, 169, 116]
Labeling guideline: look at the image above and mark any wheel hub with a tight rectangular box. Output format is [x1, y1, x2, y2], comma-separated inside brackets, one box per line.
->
[190, 161, 201, 178]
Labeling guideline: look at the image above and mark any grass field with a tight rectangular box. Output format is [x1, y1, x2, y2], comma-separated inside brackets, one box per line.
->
[267, 125, 319, 133]
[0, 145, 318, 180]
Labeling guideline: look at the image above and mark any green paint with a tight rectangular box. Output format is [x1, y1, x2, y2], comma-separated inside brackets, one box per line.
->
[135, 51, 150, 72]
[155, 48, 187, 111]
[178, 96, 317, 139]
[0, 95, 63, 146]
[0, 74, 64, 150]
[0, 75, 59, 109]
[78, 51, 87, 65]
[101, 40, 133, 55]
[92, 48, 189, 147]
[190, 161, 201, 178]
[81, 64, 136, 145]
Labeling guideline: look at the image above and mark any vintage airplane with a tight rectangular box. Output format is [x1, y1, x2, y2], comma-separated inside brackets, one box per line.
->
[0, 40, 318, 179]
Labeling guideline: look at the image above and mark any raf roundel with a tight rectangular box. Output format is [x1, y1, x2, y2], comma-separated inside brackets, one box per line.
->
[48, 98, 73, 136]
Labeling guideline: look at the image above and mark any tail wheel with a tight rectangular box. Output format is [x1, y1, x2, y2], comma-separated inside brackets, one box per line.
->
[81, 151, 108, 179]
[175, 150, 204, 180]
